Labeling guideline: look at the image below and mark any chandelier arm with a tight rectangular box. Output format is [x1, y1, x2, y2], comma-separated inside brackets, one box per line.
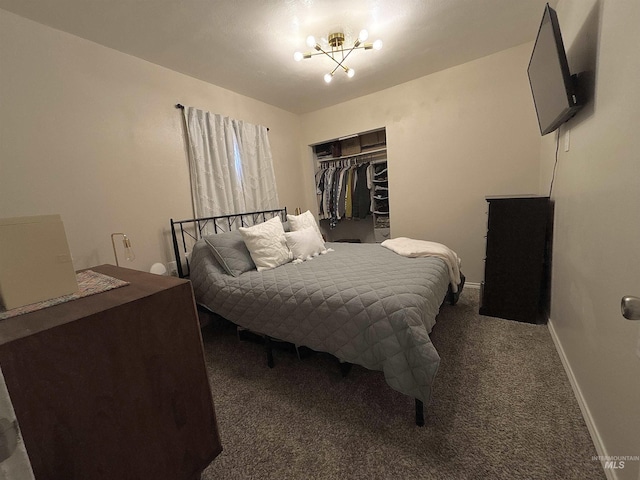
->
[330, 58, 349, 74]
[314, 46, 345, 68]
[328, 43, 359, 74]
[304, 44, 372, 59]
[330, 63, 344, 75]
[339, 45, 358, 67]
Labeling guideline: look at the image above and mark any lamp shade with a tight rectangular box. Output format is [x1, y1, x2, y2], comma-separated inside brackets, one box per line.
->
[150, 263, 168, 276]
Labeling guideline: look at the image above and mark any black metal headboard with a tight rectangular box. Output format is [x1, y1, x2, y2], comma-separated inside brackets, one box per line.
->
[170, 208, 287, 278]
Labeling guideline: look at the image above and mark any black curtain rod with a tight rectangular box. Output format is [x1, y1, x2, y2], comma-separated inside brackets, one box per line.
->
[175, 103, 268, 131]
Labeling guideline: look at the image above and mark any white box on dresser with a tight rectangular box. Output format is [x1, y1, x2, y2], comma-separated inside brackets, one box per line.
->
[0, 215, 78, 310]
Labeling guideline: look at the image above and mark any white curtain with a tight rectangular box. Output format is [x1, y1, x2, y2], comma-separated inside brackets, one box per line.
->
[183, 107, 280, 219]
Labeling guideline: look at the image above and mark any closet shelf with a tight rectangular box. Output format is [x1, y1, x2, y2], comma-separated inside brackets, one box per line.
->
[317, 147, 387, 163]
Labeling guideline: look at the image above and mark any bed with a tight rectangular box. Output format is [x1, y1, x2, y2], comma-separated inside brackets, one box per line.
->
[170, 208, 464, 425]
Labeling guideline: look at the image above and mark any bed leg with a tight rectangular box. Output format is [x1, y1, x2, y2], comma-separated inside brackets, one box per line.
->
[415, 399, 425, 427]
[339, 361, 353, 377]
[236, 326, 244, 341]
[448, 273, 466, 305]
[265, 336, 274, 368]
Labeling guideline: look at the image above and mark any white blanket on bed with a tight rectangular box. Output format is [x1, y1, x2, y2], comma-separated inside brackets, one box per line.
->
[381, 237, 462, 292]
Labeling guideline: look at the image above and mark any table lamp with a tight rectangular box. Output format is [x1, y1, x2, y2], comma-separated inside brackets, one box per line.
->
[111, 233, 135, 267]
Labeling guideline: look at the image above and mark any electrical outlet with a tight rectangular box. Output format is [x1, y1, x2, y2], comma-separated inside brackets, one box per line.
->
[564, 128, 571, 152]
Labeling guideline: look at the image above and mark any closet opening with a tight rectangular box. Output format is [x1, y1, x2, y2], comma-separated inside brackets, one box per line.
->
[312, 127, 389, 243]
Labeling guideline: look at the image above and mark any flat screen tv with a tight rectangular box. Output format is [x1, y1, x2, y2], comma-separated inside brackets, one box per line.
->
[527, 3, 581, 136]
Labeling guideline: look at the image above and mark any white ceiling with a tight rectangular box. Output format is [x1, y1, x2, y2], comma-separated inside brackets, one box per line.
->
[0, 0, 555, 114]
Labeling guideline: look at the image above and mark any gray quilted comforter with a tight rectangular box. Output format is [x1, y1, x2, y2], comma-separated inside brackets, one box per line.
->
[190, 241, 450, 404]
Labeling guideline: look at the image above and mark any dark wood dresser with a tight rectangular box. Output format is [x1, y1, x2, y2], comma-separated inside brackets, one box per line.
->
[0, 265, 222, 480]
[479, 196, 552, 324]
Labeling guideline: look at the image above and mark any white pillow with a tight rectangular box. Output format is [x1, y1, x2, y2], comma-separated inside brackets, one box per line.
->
[284, 227, 328, 262]
[239, 216, 292, 271]
[287, 210, 324, 243]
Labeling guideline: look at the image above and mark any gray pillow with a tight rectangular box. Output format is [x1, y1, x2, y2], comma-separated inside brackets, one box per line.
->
[203, 230, 255, 277]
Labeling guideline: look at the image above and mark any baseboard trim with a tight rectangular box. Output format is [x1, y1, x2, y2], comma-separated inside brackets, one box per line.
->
[464, 282, 481, 290]
[547, 318, 614, 480]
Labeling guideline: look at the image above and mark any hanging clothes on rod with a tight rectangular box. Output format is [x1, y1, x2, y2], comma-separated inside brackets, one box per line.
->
[316, 155, 383, 229]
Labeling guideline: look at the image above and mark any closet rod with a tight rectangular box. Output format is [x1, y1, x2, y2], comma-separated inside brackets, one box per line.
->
[175, 103, 269, 131]
[319, 154, 386, 167]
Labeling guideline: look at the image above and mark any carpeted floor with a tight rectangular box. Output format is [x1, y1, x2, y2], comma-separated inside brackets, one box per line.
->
[199, 288, 605, 480]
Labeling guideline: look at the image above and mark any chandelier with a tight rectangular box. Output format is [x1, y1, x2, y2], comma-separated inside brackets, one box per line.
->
[294, 30, 382, 83]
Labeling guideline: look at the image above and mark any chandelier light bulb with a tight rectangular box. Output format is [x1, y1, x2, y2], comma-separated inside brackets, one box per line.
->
[358, 29, 369, 42]
[306, 35, 316, 48]
[346, 68, 355, 78]
[373, 39, 383, 50]
[294, 51, 303, 62]
[324, 73, 333, 83]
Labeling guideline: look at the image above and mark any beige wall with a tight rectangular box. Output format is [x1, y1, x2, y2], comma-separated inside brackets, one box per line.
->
[299, 43, 542, 283]
[539, 1, 640, 478]
[0, 10, 304, 271]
